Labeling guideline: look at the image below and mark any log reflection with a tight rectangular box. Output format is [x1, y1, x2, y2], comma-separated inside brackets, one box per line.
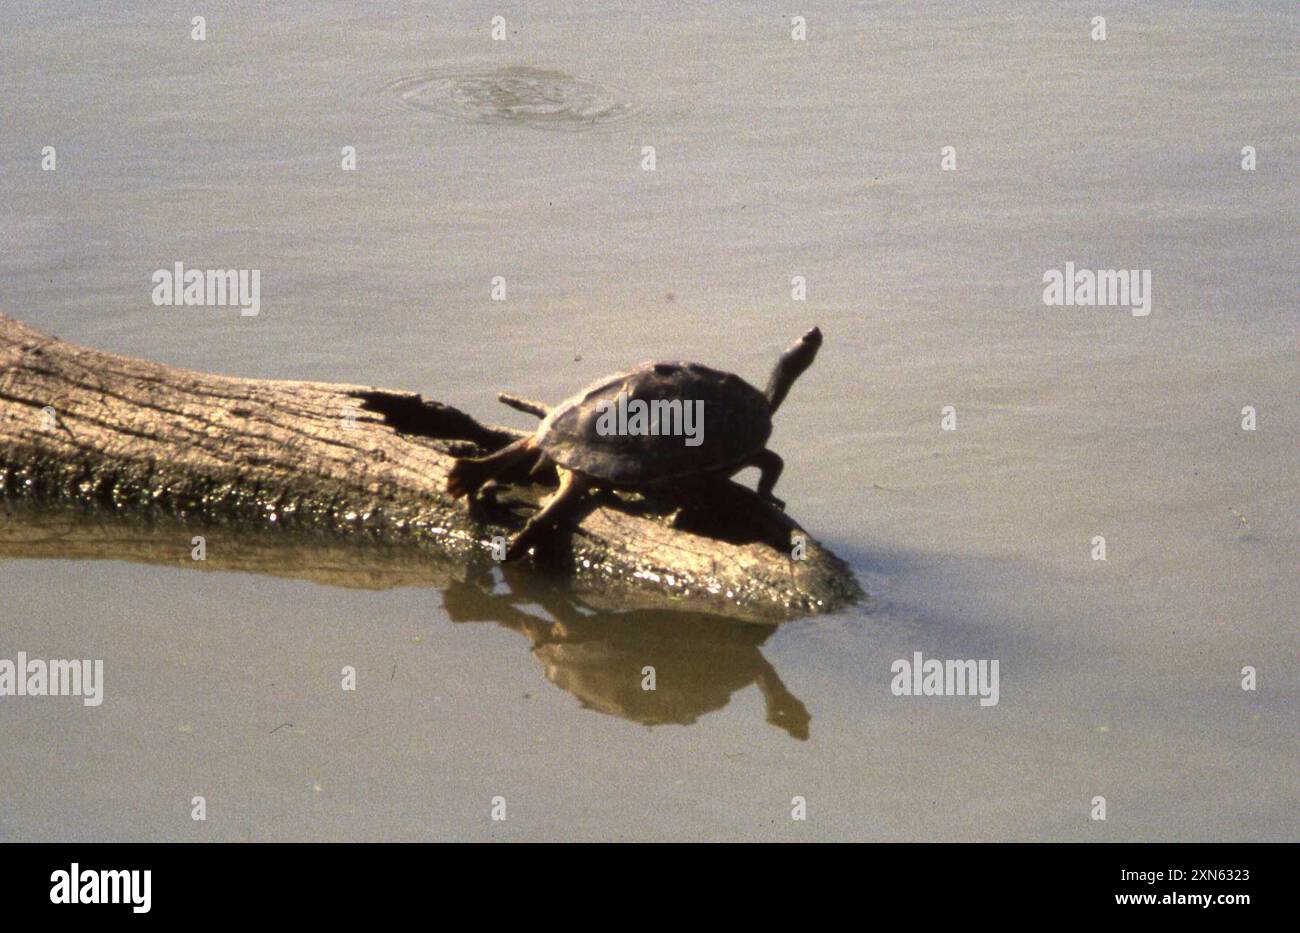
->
[0, 502, 811, 739]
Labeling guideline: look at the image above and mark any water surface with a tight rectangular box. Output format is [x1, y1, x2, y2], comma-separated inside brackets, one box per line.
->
[0, 0, 1295, 840]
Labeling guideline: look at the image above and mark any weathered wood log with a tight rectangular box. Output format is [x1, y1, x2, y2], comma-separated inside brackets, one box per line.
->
[0, 314, 861, 621]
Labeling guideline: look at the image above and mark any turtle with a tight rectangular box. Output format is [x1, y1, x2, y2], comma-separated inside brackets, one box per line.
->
[447, 326, 823, 560]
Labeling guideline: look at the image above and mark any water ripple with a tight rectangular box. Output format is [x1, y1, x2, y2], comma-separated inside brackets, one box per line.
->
[384, 66, 635, 130]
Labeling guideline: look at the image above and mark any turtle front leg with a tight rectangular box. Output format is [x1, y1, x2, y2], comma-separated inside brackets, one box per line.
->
[505, 467, 590, 561]
[749, 448, 785, 510]
[447, 436, 538, 499]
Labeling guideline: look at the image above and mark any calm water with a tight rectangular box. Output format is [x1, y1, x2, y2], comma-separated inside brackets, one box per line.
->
[0, 1, 1296, 840]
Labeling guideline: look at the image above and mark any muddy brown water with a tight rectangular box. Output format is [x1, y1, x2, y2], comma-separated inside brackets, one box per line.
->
[0, 1, 1295, 840]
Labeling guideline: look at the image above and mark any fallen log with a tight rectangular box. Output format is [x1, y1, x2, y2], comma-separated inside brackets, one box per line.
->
[0, 314, 862, 621]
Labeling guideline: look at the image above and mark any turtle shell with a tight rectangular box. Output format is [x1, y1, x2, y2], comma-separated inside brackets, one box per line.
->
[536, 362, 771, 486]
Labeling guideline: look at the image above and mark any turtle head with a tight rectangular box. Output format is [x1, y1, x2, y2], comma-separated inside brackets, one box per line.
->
[764, 326, 822, 414]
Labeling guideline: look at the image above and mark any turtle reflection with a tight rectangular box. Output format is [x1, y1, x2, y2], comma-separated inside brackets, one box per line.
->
[443, 567, 811, 740]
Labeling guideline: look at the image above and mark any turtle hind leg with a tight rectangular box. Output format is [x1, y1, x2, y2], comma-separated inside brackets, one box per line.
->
[750, 449, 785, 509]
[447, 436, 537, 499]
[505, 467, 590, 561]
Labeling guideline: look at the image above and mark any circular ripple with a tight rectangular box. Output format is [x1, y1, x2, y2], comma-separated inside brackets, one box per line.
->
[386, 66, 634, 130]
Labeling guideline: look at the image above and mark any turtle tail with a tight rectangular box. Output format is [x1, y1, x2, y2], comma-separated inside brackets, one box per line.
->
[447, 436, 538, 499]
